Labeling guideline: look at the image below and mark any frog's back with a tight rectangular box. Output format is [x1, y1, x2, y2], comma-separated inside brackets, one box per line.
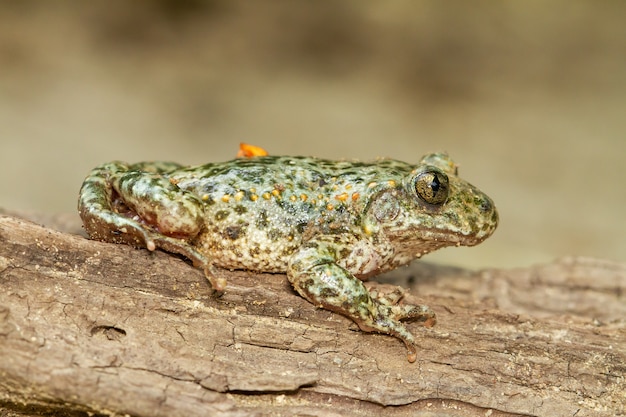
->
[168, 156, 412, 271]
[172, 156, 412, 190]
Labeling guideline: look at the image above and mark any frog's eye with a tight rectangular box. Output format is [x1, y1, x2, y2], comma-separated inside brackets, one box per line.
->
[414, 170, 449, 205]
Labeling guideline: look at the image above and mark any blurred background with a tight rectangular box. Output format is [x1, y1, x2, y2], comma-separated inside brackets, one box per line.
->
[1, 1, 624, 269]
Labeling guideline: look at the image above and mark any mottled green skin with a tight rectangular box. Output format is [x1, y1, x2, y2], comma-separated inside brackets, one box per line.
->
[78, 153, 498, 362]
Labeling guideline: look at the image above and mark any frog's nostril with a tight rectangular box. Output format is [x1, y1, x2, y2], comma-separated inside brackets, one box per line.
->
[479, 198, 493, 213]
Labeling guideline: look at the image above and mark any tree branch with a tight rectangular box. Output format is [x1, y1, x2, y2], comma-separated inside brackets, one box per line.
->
[0, 214, 624, 416]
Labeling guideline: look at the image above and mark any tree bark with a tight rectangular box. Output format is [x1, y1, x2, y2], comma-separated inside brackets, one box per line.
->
[0, 213, 624, 417]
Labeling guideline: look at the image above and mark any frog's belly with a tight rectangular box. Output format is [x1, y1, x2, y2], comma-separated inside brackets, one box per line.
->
[194, 230, 300, 273]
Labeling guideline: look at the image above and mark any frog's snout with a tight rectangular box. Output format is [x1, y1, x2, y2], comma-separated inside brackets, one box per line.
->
[469, 193, 498, 244]
[479, 195, 494, 214]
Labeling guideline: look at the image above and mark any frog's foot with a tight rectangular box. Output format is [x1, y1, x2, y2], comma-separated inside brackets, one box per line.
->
[80, 207, 226, 291]
[352, 301, 436, 363]
[364, 283, 436, 326]
[289, 255, 434, 362]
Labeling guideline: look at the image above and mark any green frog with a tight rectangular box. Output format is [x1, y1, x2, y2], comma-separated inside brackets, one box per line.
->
[78, 152, 498, 362]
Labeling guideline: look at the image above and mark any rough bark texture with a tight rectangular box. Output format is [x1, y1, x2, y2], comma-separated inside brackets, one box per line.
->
[0, 213, 624, 417]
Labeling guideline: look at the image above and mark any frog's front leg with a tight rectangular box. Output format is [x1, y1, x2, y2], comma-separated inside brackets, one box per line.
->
[287, 237, 436, 363]
[78, 162, 226, 290]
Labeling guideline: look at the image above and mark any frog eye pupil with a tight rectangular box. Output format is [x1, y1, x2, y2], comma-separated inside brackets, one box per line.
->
[430, 175, 441, 194]
[415, 170, 449, 205]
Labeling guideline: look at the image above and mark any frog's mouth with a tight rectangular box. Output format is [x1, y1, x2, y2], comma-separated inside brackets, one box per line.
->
[422, 230, 481, 248]
[417, 203, 499, 247]
[428, 226, 496, 246]
[388, 226, 494, 259]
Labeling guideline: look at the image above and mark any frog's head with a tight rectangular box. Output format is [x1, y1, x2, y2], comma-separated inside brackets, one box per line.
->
[363, 152, 498, 262]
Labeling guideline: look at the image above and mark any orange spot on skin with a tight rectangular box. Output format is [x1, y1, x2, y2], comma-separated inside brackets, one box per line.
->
[237, 143, 269, 158]
[351, 192, 360, 201]
[334, 192, 348, 202]
[221, 195, 231, 203]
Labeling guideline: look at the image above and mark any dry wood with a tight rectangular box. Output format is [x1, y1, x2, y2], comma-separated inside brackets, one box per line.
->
[0, 213, 624, 417]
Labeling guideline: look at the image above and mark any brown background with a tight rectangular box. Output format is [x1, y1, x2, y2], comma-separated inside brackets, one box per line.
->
[1, 1, 625, 269]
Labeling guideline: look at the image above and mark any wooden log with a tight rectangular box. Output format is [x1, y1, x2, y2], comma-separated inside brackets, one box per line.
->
[0, 214, 624, 416]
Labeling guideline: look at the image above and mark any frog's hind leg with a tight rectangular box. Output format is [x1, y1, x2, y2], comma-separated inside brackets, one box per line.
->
[79, 162, 154, 247]
[288, 242, 435, 363]
[78, 161, 194, 247]
[78, 161, 226, 291]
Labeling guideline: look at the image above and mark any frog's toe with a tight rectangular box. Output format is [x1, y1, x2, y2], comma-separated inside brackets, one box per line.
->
[386, 303, 437, 327]
[379, 296, 437, 328]
[367, 314, 420, 363]
[366, 286, 436, 325]
[151, 235, 225, 292]
[145, 237, 156, 251]
[406, 344, 418, 363]
[369, 302, 436, 361]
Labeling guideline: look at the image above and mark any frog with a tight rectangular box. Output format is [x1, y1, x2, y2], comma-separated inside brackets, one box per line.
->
[78, 152, 498, 362]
